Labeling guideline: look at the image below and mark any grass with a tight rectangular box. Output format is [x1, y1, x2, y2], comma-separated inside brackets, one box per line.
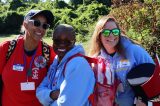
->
[0, 34, 53, 45]
[42, 37, 53, 45]
[0, 34, 17, 43]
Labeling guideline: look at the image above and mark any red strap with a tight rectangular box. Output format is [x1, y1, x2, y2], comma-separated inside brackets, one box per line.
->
[97, 58, 108, 85]
[88, 94, 95, 106]
[63, 53, 98, 76]
[62, 53, 98, 106]
[102, 59, 107, 85]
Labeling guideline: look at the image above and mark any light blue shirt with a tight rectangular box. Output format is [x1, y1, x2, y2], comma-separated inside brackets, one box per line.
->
[36, 45, 95, 106]
[99, 36, 154, 106]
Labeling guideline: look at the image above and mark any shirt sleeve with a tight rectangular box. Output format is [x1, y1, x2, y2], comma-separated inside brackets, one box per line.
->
[115, 42, 154, 106]
[36, 66, 54, 106]
[50, 57, 95, 106]
[131, 44, 154, 65]
[0, 41, 9, 75]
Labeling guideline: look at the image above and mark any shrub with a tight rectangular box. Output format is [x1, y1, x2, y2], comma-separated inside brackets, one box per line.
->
[0, 11, 23, 34]
[110, 2, 160, 56]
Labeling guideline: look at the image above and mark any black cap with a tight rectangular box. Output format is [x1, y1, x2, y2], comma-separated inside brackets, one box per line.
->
[127, 63, 155, 85]
[24, 9, 54, 25]
[126, 63, 155, 105]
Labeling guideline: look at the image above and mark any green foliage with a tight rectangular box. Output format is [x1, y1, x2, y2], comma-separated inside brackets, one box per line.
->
[83, 0, 93, 5]
[9, 0, 26, 10]
[53, 8, 77, 27]
[110, 2, 160, 56]
[73, 3, 109, 36]
[0, 11, 23, 34]
[0, 0, 159, 56]
[97, 0, 111, 6]
[76, 34, 88, 43]
[70, 0, 83, 6]
[0, 3, 9, 13]
[53, 1, 71, 9]
[69, 0, 112, 6]
[46, 29, 53, 37]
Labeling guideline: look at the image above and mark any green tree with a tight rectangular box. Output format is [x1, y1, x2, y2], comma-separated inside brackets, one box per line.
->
[31, 0, 39, 3]
[110, 2, 160, 56]
[53, 0, 70, 8]
[70, 0, 83, 6]
[9, 0, 26, 10]
[97, 0, 111, 6]
[0, 11, 23, 34]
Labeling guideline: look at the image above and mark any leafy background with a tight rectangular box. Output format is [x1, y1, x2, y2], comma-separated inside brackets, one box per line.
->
[0, 0, 159, 57]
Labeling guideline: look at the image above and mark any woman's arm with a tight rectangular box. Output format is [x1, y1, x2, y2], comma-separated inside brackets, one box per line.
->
[51, 57, 95, 106]
[36, 75, 54, 106]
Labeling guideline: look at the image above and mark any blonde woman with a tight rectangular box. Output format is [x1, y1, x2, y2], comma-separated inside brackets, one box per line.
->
[89, 15, 154, 106]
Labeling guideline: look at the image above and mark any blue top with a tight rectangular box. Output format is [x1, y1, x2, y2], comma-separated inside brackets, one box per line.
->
[36, 45, 95, 106]
[99, 36, 154, 106]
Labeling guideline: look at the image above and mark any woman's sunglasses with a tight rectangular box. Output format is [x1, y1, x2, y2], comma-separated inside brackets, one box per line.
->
[28, 20, 50, 30]
[101, 28, 120, 37]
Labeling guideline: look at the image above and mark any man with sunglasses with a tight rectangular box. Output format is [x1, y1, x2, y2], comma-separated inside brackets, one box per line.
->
[89, 15, 154, 106]
[0, 9, 55, 106]
[36, 24, 95, 106]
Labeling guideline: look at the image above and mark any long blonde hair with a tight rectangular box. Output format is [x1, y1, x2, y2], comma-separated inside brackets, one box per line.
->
[88, 15, 125, 57]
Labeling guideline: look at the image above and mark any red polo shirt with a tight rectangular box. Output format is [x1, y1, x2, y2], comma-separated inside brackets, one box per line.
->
[0, 36, 55, 106]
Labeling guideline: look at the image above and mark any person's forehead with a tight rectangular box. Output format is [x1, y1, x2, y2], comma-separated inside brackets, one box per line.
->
[103, 21, 117, 29]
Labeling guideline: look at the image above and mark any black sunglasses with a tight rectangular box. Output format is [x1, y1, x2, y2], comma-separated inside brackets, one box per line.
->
[101, 28, 120, 37]
[53, 39, 75, 46]
[28, 20, 50, 30]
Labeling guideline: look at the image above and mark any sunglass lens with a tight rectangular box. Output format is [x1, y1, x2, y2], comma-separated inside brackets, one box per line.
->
[43, 24, 50, 29]
[102, 30, 110, 37]
[112, 29, 120, 36]
[33, 20, 41, 27]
